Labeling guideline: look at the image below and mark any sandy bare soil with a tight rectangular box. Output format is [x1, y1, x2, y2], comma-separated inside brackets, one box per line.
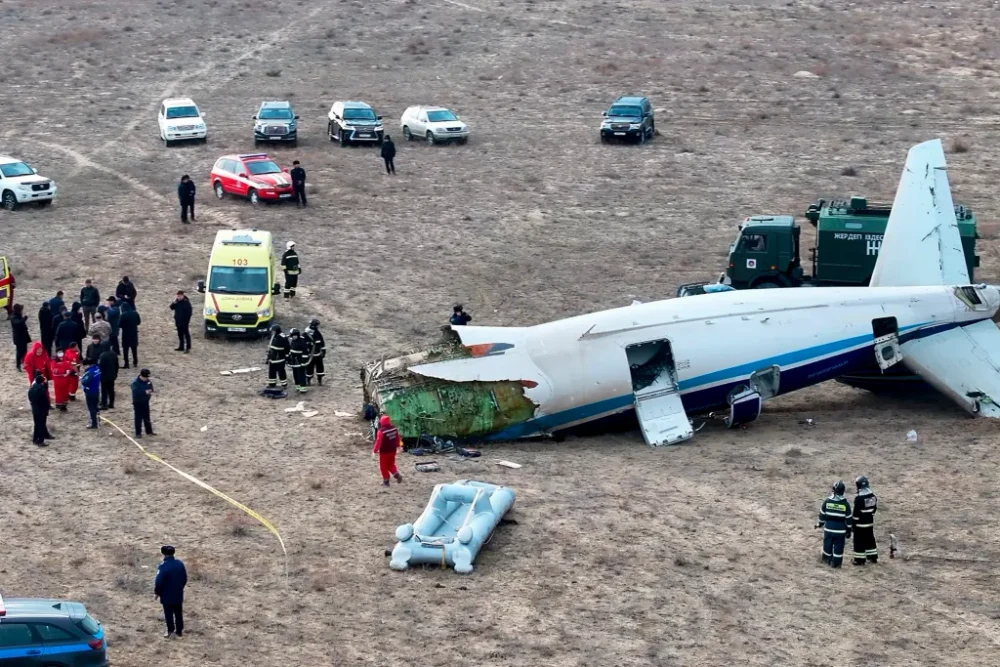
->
[3, 0, 1000, 665]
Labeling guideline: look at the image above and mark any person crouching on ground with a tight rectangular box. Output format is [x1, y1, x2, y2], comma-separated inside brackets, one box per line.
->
[372, 414, 403, 487]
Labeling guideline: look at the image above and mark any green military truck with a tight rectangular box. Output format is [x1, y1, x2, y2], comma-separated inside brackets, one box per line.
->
[721, 196, 979, 289]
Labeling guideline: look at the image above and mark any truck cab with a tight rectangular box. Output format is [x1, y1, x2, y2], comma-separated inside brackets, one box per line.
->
[725, 196, 979, 289]
[197, 229, 281, 338]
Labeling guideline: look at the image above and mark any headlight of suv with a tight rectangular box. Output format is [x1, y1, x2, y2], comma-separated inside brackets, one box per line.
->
[629, 123, 641, 130]
[204, 307, 218, 316]
[257, 308, 271, 318]
[18, 184, 32, 190]
[167, 125, 177, 131]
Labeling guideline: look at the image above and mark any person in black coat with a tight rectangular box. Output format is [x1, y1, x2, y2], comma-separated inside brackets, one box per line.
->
[70, 301, 86, 352]
[131, 368, 154, 437]
[380, 135, 396, 175]
[116, 276, 137, 307]
[54, 310, 80, 352]
[11, 304, 31, 371]
[169, 291, 192, 352]
[80, 279, 101, 330]
[290, 160, 307, 206]
[119, 301, 141, 369]
[98, 343, 119, 409]
[154, 545, 187, 638]
[105, 296, 121, 356]
[38, 302, 54, 356]
[178, 175, 196, 223]
[28, 371, 54, 446]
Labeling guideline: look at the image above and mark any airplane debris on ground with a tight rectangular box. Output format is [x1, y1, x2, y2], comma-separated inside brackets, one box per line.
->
[495, 460, 522, 469]
[285, 401, 306, 413]
[220, 366, 262, 376]
[362, 139, 1000, 447]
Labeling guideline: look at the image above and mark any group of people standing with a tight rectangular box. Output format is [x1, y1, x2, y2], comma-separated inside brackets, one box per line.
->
[264, 319, 326, 395]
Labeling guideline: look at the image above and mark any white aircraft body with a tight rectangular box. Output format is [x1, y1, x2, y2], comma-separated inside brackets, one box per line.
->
[367, 139, 1000, 445]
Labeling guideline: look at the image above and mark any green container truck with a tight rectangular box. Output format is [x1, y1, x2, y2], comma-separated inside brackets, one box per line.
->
[721, 196, 979, 289]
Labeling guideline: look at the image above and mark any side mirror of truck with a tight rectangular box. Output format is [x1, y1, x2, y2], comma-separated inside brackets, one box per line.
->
[294, 115, 300, 120]
[272, 283, 281, 296]
[252, 116, 257, 120]
[196, 280, 206, 293]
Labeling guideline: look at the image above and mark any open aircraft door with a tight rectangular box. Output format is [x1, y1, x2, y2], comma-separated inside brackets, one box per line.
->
[627, 340, 694, 446]
[0, 257, 11, 313]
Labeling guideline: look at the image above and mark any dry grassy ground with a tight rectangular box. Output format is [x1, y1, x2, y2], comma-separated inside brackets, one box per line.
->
[3, 0, 1000, 665]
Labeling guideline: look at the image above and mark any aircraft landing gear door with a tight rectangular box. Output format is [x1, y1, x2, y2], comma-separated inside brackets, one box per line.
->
[627, 340, 694, 447]
[872, 316, 903, 371]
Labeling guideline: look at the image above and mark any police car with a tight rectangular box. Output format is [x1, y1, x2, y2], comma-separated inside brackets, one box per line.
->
[0, 594, 108, 666]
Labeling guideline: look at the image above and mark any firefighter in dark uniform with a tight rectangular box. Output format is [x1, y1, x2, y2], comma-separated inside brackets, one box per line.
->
[290, 160, 307, 207]
[287, 328, 311, 393]
[265, 324, 290, 390]
[304, 318, 326, 386]
[852, 475, 878, 565]
[815, 480, 852, 568]
[281, 241, 300, 299]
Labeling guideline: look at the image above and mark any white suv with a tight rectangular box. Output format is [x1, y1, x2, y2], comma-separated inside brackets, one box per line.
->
[0, 156, 57, 210]
[158, 98, 208, 146]
[327, 101, 384, 146]
[400, 106, 469, 144]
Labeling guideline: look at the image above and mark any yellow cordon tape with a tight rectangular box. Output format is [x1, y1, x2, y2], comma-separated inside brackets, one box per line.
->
[99, 415, 289, 580]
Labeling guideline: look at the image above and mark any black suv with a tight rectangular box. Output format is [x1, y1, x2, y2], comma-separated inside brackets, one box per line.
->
[0, 595, 108, 666]
[599, 96, 655, 143]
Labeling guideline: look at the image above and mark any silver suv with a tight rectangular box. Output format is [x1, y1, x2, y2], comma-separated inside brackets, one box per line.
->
[253, 101, 298, 147]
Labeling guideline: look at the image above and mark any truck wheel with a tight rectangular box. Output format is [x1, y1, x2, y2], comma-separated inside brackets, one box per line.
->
[249, 189, 259, 205]
[340, 130, 349, 147]
[328, 123, 335, 141]
[214, 182, 225, 199]
[752, 281, 782, 289]
[2, 190, 17, 211]
[403, 126, 412, 141]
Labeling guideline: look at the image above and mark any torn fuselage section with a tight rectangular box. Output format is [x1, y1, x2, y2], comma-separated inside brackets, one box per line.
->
[362, 332, 540, 440]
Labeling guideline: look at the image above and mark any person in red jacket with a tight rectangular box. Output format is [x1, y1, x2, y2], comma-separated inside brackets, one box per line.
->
[63, 343, 81, 401]
[372, 414, 404, 487]
[23, 341, 51, 386]
[51, 351, 75, 411]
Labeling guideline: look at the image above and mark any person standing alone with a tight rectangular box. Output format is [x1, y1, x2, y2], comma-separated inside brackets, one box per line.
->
[119, 301, 141, 369]
[380, 135, 396, 175]
[154, 545, 187, 639]
[80, 279, 101, 330]
[131, 368, 155, 438]
[290, 160, 307, 207]
[280, 241, 300, 299]
[28, 371, 54, 447]
[372, 414, 404, 487]
[98, 342, 119, 410]
[178, 175, 196, 223]
[10, 303, 31, 371]
[169, 291, 192, 352]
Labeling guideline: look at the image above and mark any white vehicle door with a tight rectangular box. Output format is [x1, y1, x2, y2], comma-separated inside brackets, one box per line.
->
[158, 104, 165, 133]
[417, 109, 428, 134]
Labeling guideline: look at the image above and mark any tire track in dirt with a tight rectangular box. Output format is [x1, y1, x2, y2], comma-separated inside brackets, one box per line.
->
[94, 1, 332, 155]
[673, 477, 1000, 648]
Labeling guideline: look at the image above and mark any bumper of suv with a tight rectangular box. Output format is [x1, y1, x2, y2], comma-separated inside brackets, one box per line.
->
[255, 130, 297, 142]
[15, 185, 57, 202]
[165, 128, 207, 141]
[347, 128, 384, 143]
[601, 127, 643, 140]
[256, 187, 296, 201]
[432, 129, 470, 142]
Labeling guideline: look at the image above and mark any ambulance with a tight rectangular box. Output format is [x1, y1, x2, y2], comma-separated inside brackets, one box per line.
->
[197, 229, 280, 337]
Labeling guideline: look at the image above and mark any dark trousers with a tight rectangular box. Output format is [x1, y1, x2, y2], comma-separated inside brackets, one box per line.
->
[267, 363, 287, 388]
[133, 401, 152, 436]
[100, 378, 115, 408]
[383, 157, 395, 174]
[32, 410, 50, 444]
[852, 526, 878, 564]
[822, 531, 846, 568]
[109, 333, 120, 356]
[176, 324, 191, 350]
[283, 273, 298, 298]
[15, 342, 27, 370]
[162, 603, 184, 635]
[306, 355, 324, 383]
[85, 393, 99, 427]
[122, 340, 138, 368]
[292, 364, 307, 391]
[180, 200, 195, 222]
[293, 185, 307, 206]
[42, 334, 54, 357]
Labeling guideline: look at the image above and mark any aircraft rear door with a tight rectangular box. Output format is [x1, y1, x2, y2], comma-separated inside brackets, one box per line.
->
[627, 340, 694, 446]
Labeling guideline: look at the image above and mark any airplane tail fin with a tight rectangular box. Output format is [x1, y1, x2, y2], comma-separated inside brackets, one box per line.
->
[869, 138, 969, 288]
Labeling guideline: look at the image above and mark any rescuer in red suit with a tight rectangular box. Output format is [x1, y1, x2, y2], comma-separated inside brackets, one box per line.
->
[51, 350, 75, 411]
[23, 341, 51, 386]
[372, 414, 404, 487]
[63, 343, 81, 400]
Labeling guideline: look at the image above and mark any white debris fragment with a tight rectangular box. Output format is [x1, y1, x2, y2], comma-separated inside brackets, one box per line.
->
[906, 429, 918, 442]
[200, 425, 208, 432]
[793, 70, 820, 79]
[901, 109, 920, 115]
[631, 300, 643, 306]
[285, 401, 306, 413]
[303, 411, 319, 418]
[334, 410, 354, 418]
[495, 460, 522, 469]
[220, 366, 262, 376]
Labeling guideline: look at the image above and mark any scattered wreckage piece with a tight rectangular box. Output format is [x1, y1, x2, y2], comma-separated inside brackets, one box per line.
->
[220, 366, 262, 376]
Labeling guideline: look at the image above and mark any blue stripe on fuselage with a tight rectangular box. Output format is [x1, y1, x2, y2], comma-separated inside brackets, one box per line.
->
[486, 319, 979, 440]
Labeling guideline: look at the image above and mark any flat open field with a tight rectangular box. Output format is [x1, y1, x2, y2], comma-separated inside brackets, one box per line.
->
[3, 0, 1000, 665]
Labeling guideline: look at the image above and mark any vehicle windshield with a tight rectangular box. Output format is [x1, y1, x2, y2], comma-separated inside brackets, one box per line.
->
[607, 105, 642, 118]
[246, 160, 281, 175]
[259, 108, 293, 120]
[344, 108, 377, 120]
[427, 110, 457, 122]
[209, 266, 269, 294]
[166, 106, 200, 119]
[0, 162, 34, 178]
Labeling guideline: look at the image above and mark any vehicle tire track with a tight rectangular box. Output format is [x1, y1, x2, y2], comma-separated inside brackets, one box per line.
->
[94, 1, 331, 155]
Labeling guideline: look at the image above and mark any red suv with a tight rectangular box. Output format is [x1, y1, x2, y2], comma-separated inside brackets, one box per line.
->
[210, 153, 295, 205]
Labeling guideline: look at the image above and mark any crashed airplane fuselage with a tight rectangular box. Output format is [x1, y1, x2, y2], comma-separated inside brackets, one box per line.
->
[363, 139, 1000, 445]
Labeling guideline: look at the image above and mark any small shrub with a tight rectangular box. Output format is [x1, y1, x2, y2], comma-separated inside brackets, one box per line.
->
[225, 511, 255, 537]
[840, 166, 858, 177]
[265, 69, 281, 77]
[308, 478, 323, 490]
[112, 543, 142, 568]
[114, 573, 146, 593]
[674, 556, 688, 567]
[951, 138, 970, 154]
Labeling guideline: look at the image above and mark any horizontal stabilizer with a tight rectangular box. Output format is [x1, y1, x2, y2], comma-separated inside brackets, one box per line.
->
[901, 320, 1000, 417]
[870, 138, 969, 287]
